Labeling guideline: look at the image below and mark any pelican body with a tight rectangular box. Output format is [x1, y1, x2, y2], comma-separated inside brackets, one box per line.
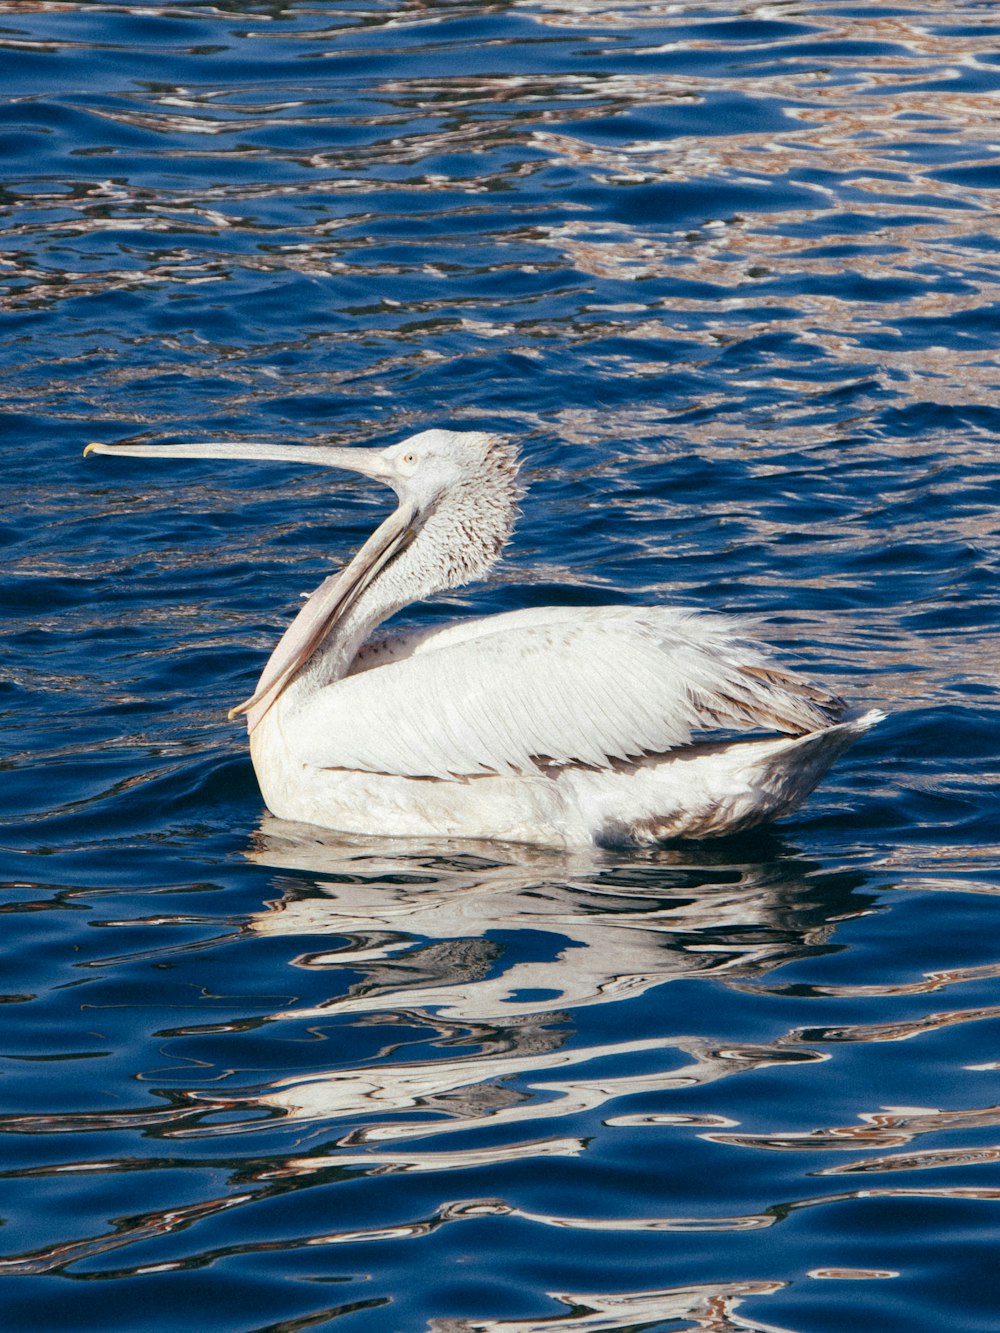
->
[86, 429, 882, 847]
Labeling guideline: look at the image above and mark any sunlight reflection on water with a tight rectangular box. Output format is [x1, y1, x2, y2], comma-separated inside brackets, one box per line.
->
[3, 1, 1000, 1330]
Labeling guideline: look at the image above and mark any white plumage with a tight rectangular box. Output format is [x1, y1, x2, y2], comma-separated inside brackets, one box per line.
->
[286, 606, 846, 779]
[87, 427, 883, 847]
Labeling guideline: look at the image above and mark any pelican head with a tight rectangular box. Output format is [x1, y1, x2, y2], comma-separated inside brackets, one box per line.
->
[379, 428, 521, 516]
[85, 427, 518, 525]
[86, 427, 521, 728]
[377, 429, 523, 582]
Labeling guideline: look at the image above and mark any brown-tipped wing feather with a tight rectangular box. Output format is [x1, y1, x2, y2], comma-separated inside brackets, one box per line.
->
[690, 661, 846, 736]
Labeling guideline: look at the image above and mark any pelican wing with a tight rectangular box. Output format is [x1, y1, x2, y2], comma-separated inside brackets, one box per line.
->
[281, 606, 845, 779]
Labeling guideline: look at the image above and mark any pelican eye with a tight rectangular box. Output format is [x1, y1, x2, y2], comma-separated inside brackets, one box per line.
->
[401, 451, 417, 466]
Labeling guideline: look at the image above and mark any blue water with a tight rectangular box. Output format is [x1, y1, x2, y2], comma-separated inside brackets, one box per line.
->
[3, 1, 1000, 1329]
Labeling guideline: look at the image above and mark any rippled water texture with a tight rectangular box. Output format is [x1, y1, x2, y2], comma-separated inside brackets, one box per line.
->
[4, 2, 1000, 1329]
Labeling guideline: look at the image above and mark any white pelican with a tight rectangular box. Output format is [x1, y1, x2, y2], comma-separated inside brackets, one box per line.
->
[86, 429, 882, 847]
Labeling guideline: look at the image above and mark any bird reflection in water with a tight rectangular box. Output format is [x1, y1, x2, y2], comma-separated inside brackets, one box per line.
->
[231, 816, 870, 1140]
[0, 826, 947, 1298]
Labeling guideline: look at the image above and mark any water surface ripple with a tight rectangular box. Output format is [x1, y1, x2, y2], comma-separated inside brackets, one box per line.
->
[3, 2, 1000, 1330]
